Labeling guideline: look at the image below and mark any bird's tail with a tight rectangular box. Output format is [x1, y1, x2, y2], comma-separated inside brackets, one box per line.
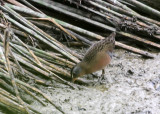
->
[103, 32, 116, 52]
[106, 32, 116, 43]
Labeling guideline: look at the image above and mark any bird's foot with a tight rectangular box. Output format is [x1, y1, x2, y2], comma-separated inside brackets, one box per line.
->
[94, 74, 113, 86]
[94, 74, 106, 86]
[98, 74, 106, 84]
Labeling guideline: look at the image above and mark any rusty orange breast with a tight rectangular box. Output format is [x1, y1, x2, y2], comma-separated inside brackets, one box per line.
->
[86, 52, 111, 74]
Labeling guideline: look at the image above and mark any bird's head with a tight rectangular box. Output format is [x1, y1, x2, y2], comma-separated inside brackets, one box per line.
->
[71, 63, 84, 82]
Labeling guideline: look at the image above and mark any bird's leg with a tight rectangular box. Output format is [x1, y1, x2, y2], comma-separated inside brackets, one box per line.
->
[91, 73, 98, 78]
[97, 69, 105, 84]
[101, 69, 105, 80]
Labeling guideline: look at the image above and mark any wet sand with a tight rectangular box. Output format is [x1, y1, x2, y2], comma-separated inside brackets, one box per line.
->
[28, 49, 160, 114]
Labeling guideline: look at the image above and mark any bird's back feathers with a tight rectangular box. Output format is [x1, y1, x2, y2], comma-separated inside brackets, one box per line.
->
[82, 32, 116, 63]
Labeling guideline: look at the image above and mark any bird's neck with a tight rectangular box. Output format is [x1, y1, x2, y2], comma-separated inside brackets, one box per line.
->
[78, 62, 88, 75]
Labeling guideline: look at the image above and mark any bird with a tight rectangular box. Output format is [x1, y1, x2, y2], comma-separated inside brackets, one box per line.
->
[71, 32, 116, 83]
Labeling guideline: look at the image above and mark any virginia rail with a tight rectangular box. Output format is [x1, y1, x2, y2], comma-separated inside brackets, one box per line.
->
[71, 32, 116, 82]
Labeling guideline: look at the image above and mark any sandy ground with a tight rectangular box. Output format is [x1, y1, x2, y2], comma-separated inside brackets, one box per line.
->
[29, 49, 160, 114]
[1, 49, 160, 114]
